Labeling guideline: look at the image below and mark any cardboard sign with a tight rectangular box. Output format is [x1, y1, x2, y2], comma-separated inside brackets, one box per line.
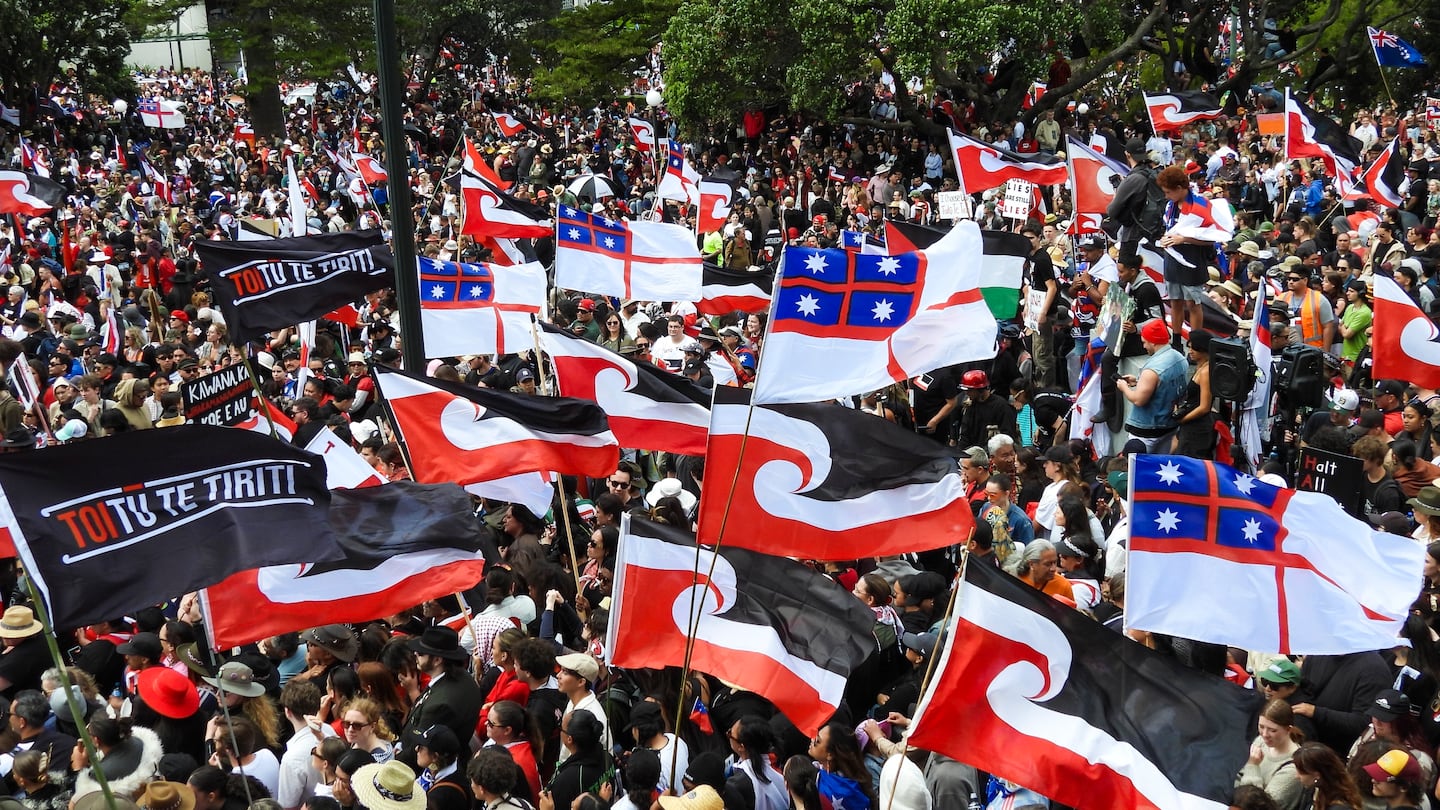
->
[937, 191, 972, 221]
[1001, 179, 1033, 220]
[1255, 113, 1285, 136]
[1295, 446, 1363, 515]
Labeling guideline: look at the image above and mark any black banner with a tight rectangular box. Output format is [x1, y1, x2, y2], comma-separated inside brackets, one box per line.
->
[196, 230, 396, 344]
[0, 425, 339, 628]
[181, 364, 253, 427]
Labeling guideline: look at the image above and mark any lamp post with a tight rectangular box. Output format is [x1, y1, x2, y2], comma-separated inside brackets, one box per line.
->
[645, 88, 663, 219]
[112, 99, 129, 168]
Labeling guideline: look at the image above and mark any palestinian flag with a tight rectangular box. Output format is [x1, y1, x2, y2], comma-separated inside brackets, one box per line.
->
[884, 220, 1029, 321]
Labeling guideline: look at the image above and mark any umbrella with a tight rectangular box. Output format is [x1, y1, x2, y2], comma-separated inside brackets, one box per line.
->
[568, 174, 621, 201]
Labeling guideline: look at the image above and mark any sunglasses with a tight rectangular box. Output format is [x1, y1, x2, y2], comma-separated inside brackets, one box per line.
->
[341, 720, 371, 730]
[608, 479, 630, 489]
[1287, 276, 1306, 282]
[635, 342, 650, 349]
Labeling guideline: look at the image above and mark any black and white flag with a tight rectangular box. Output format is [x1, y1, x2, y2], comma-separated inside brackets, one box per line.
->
[196, 229, 396, 343]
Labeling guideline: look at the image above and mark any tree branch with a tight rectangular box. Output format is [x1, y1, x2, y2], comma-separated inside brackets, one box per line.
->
[1025, 0, 1166, 122]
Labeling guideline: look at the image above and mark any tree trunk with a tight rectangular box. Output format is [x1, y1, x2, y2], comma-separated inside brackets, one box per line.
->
[239, 6, 286, 138]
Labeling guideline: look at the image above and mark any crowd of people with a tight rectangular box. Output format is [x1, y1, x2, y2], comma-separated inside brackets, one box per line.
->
[0, 39, 1437, 810]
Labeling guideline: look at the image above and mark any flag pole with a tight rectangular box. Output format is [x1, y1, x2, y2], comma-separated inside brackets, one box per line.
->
[236, 342, 281, 442]
[18, 575, 120, 808]
[669, 252, 788, 775]
[530, 315, 584, 596]
[193, 591, 256, 804]
[882, 538, 971, 810]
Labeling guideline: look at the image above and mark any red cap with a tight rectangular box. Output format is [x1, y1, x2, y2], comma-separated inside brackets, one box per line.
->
[576, 299, 596, 312]
[169, 310, 189, 323]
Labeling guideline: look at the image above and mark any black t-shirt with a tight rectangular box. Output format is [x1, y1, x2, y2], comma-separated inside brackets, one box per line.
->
[1359, 473, 1404, 521]
[0, 635, 53, 700]
[1164, 243, 1213, 288]
[1029, 249, 1060, 316]
[1118, 277, 1166, 358]
[911, 370, 958, 425]
[525, 686, 568, 775]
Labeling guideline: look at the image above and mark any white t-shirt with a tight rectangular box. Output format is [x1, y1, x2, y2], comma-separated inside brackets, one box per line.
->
[234, 748, 282, 798]
[557, 692, 611, 765]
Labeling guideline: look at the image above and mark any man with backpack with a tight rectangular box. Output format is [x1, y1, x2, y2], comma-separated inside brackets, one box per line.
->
[1105, 138, 1165, 259]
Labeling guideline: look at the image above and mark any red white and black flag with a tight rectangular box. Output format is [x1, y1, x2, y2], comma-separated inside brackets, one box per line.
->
[204, 482, 486, 649]
[372, 364, 618, 483]
[1143, 91, 1223, 133]
[607, 515, 874, 736]
[698, 262, 772, 316]
[696, 386, 970, 560]
[908, 561, 1260, 810]
[0, 426, 337, 628]
[196, 229, 396, 344]
[1372, 274, 1440, 388]
[538, 323, 711, 455]
[946, 129, 1066, 193]
[0, 170, 67, 215]
[459, 137, 554, 238]
[1285, 93, 1363, 194]
[1350, 136, 1405, 208]
[490, 111, 529, 137]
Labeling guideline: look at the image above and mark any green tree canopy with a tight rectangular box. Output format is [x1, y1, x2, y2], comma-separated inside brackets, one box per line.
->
[0, 0, 135, 110]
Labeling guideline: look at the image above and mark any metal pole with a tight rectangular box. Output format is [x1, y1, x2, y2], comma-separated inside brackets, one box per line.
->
[373, 0, 424, 371]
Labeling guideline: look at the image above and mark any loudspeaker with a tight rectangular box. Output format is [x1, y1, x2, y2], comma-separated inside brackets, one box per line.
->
[1274, 344, 1325, 409]
[1209, 337, 1254, 401]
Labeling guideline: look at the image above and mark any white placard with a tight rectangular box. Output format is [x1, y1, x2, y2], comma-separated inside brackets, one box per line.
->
[1001, 179, 1033, 220]
[936, 191, 972, 221]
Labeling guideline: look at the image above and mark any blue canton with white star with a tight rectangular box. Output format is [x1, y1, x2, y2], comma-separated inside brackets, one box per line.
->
[773, 247, 921, 333]
[418, 256, 493, 306]
[1130, 455, 1285, 552]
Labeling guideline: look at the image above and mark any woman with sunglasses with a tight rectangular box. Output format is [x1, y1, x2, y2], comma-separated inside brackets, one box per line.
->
[341, 697, 397, 763]
[483, 700, 542, 801]
[598, 313, 633, 355]
[808, 721, 876, 810]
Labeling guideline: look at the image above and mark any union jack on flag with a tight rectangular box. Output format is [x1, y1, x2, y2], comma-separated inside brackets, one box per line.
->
[1368, 26, 1427, 68]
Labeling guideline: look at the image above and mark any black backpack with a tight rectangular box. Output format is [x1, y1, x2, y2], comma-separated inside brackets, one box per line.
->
[1136, 167, 1167, 241]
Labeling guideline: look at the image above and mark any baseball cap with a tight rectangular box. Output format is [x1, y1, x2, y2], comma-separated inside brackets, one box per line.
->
[1364, 749, 1424, 784]
[1376, 379, 1407, 399]
[1259, 658, 1301, 686]
[900, 631, 938, 658]
[1367, 689, 1412, 722]
[1330, 389, 1360, 412]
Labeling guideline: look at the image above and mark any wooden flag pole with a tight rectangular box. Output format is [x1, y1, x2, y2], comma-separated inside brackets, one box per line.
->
[529, 315, 584, 596]
[882, 540, 970, 810]
[19, 576, 119, 807]
[669, 253, 788, 781]
[236, 342, 281, 442]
